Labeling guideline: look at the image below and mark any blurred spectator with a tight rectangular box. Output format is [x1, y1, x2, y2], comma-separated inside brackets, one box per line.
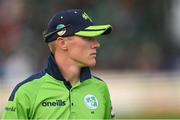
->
[0, 0, 33, 83]
[168, 0, 180, 70]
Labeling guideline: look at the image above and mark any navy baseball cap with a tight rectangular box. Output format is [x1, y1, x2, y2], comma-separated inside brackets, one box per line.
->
[43, 9, 112, 42]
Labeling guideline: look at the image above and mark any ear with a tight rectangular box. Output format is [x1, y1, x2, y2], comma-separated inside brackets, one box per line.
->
[56, 37, 68, 50]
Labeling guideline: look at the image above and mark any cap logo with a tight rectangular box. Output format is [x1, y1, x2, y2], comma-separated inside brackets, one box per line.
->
[84, 94, 98, 109]
[56, 24, 66, 36]
[82, 12, 92, 22]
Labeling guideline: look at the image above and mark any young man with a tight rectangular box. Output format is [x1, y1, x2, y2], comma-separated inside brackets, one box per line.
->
[2, 9, 114, 119]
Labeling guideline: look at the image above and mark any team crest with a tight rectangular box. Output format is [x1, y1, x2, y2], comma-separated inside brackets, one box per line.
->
[84, 94, 98, 109]
[82, 12, 92, 22]
[56, 24, 66, 36]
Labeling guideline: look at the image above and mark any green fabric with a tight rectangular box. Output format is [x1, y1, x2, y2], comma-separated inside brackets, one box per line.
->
[2, 73, 112, 119]
[84, 25, 112, 30]
[75, 25, 112, 37]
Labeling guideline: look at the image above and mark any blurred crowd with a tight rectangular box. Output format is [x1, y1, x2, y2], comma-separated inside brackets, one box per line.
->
[1, 0, 180, 82]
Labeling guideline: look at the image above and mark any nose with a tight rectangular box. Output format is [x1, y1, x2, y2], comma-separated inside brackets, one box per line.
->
[91, 39, 100, 49]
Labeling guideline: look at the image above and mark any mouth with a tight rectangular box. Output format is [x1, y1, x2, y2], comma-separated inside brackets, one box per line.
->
[90, 53, 97, 57]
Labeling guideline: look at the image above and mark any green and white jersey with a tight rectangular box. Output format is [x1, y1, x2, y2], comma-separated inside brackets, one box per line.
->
[2, 54, 113, 119]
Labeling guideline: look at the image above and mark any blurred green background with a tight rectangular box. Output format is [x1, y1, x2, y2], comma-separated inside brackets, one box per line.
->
[0, 0, 180, 119]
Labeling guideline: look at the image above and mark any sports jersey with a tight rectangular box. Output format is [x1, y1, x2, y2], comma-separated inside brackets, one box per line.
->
[2, 54, 113, 119]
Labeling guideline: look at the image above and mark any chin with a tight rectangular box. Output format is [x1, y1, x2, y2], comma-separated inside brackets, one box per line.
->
[89, 63, 96, 67]
[80, 59, 96, 67]
[88, 61, 96, 67]
[83, 61, 96, 67]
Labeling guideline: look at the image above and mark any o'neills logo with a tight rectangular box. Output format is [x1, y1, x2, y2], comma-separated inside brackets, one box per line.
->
[5, 106, 16, 112]
[42, 100, 65, 107]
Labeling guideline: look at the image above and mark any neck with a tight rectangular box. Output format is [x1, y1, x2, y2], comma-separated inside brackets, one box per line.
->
[54, 53, 81, 86]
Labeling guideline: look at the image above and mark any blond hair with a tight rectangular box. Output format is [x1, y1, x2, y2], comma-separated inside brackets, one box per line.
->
[48, 41, 56, 54]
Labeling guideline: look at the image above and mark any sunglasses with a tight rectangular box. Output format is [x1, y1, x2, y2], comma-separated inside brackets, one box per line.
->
[43, 24, 71, 42]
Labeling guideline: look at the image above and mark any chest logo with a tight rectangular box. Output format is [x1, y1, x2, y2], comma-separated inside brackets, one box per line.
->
[84, 94, 98, 109]
[42, 100, 65, 107]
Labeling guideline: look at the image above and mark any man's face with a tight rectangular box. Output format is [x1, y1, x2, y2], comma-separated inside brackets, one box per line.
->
[67, 36, 100, 67]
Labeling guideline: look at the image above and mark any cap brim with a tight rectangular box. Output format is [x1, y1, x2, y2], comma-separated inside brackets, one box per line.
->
[74, 25, 112, 37]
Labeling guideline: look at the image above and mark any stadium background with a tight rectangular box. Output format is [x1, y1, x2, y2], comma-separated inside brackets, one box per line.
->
[0, 0, 180, 119]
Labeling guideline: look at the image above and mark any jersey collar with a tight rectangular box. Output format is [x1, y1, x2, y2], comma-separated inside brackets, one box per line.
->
[45, 53, 92, 82]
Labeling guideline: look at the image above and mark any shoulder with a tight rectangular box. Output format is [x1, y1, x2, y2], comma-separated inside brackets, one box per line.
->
[91, 75, 106, 84]
[91, 75, 111, 97]
[92, 75, 104, 81]
[91, 75, 109, 89]
[8, 70, 46, 101]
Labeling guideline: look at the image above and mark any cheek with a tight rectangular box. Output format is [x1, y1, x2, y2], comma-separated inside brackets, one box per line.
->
[68, 41, 89, 55]
[68, 43, 88, 58]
